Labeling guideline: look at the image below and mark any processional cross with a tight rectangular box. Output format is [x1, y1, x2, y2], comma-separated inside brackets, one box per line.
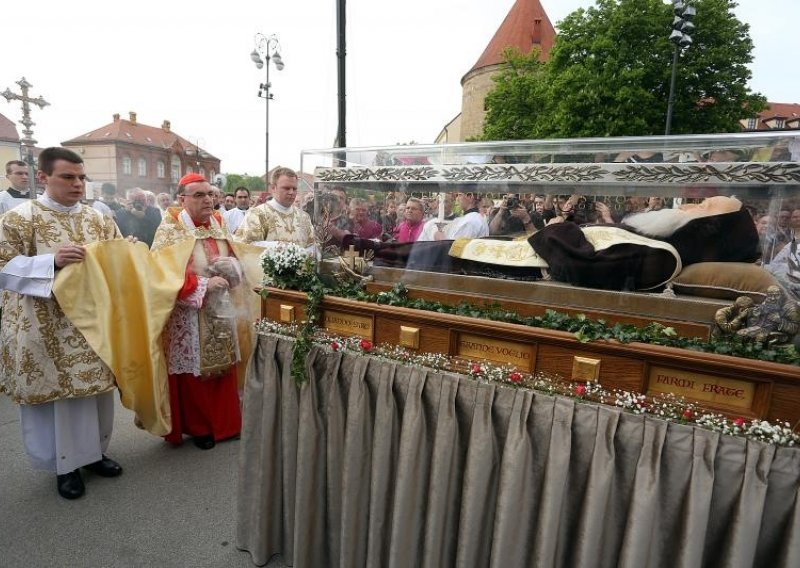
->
[2, 77, 50, 197]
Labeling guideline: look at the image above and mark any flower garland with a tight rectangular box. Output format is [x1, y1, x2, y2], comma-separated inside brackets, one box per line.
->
[255, 319, 800, 447]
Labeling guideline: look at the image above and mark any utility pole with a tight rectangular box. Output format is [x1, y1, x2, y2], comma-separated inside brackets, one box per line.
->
[336, 0, 347, 165]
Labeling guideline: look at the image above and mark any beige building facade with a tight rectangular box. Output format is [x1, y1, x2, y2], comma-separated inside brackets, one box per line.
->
[63, 112, 220, 196]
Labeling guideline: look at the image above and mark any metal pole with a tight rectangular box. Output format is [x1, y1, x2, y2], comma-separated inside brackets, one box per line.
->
[265, 55, 270, 182]
[664, 44, 679, 135]
[336, 0, 346, 151]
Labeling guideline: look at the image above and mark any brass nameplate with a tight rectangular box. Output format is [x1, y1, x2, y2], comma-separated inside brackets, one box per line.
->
[457, 333, 535, 371]
[279, 304, 296, 323]
[399, 326, 420, 349]
[323, 310, 374, 340]
[572, 356, 601, 382]
[647, 366, 756, 410]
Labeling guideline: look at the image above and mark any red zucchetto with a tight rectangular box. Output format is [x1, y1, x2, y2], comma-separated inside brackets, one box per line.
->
[178, 173, 208, 188]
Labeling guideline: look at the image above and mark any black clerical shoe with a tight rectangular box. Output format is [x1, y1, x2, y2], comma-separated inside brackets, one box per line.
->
[82, 455, 123, 477]
[193, 435, 216, 450]
[56, 470, 85, 500]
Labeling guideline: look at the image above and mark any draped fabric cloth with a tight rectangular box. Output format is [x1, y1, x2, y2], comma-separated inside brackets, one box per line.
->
[52, 238, 188, 436]
[237, 334, 800, 568]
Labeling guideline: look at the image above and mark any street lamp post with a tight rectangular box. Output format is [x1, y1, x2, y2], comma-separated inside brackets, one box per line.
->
[665, 1, 696, 135]
[184, 139, 208, 173]
[251, 34, 284, 183]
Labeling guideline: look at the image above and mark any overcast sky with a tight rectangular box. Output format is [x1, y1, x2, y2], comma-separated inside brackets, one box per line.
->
[2, 0, 797, 177]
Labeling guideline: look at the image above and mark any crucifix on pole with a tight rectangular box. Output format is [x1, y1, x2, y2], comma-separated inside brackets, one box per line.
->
[2, 77, 50, 198]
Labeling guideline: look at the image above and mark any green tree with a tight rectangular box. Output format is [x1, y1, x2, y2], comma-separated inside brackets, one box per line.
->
[480, 0, 766, 140]
[480, 48, 550, 141]
[222, 173, 268, 195]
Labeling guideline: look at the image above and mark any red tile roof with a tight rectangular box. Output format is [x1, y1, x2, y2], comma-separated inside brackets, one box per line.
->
[748, 103, 800, 130]
[464, 0, 556, 80]
[62, 114, 218, 160]
[0, 112, 20, 143]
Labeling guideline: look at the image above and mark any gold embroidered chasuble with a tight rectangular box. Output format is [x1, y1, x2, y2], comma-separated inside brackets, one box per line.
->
[234, 202, 314, 246]
[0, 201, 121, 405]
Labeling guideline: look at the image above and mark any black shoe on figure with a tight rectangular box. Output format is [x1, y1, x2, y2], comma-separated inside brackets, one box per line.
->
[193, 435, 216, 450]
[56, 470, 85, 500]
[82, 455, 123, 477]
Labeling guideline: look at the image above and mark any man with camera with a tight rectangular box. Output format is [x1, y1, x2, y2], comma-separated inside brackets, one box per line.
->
[488, 194, 537, 236]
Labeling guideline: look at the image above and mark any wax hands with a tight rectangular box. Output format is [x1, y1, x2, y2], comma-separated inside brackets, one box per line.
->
[594, 201, 614, 224]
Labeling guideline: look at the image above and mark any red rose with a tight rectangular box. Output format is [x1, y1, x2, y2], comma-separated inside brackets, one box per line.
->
[331, 341, 340, 352]
[574, 385, 587, 396]
[733, 417, 746, 428]
[509, 372, 522, 383]
[470, 363, 482, 375]
[359, 339, 373, 352]
[682, 409, 694, 420]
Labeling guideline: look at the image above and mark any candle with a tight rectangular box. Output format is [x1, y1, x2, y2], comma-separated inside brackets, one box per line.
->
[437, 193, 445, 222]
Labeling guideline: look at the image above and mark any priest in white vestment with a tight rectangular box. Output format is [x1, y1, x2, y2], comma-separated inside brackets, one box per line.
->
[233, 167, 314, 248]
[0, 147, 125, 500]
[222, 187, 251, 234]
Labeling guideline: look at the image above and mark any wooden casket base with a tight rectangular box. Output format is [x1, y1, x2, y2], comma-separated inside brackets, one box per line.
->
[261, 281, 800, 427]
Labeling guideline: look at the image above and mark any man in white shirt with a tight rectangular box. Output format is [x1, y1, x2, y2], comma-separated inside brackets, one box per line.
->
[0, 147, 124, 500]
[0, 160, 32, 215]
[223, 187, 251, 234]
[234, 168, 313, 247]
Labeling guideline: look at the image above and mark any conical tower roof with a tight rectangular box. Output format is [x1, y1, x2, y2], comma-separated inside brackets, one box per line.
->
[462, 0, 556, 84]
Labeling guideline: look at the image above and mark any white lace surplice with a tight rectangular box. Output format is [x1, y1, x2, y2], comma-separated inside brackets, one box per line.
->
[161, 210, 241, 376]
[165, 277, 208, 376]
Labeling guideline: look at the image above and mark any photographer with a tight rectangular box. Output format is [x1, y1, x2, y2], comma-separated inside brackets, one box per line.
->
[488, 194, 536, 236]
[115, 187, 162, 247]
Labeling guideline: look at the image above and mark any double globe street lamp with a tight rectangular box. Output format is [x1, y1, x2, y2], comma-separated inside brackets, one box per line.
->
[664, 1, 696, 135]
[250, 34, 285, 180]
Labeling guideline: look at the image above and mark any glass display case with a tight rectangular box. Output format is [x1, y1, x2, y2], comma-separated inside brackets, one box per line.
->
[301, 132, 800, 331]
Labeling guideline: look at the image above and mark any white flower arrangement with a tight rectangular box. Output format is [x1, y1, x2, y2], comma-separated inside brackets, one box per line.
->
[260, 242, 315, 289]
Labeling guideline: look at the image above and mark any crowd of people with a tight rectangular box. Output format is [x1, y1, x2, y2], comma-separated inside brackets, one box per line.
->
[293, 184, 799, 268]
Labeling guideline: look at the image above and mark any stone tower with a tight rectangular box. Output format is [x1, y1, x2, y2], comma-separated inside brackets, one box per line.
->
[458, 0, 556, 141]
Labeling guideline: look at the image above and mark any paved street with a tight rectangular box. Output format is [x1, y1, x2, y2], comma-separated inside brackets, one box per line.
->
[0, 394, 281, 567]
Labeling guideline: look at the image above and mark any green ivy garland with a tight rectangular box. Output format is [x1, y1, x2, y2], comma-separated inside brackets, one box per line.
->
[265, 276, 799, 385]
[335, 282, 800, 366]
